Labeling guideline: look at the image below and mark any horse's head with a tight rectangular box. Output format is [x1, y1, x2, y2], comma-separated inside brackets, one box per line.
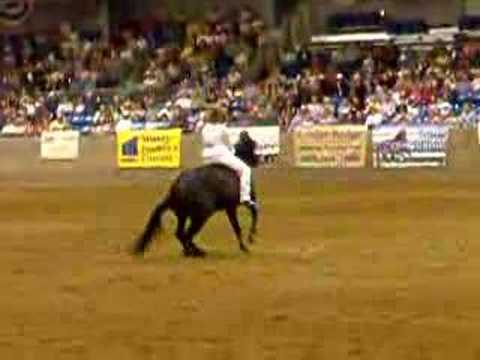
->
[239, 130, 250, 142]
[235, 131, 259, 167]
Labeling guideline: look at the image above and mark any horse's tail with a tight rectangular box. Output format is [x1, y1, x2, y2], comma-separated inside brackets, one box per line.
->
[133, 195, 171, 255]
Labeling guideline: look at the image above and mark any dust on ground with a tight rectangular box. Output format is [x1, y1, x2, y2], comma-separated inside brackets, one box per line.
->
[2, 156, 480, 359]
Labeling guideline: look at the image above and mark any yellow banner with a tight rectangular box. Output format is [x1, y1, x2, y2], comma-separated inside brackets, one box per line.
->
[293, 125, 367, 168]
[116, 129, 182, 169]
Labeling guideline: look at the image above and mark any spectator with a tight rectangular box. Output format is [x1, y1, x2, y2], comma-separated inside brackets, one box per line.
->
[49, 115, 70, 131]
[3, 12, 480, 137]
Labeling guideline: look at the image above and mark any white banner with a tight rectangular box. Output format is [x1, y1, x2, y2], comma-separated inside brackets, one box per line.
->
[372, 125, 449, 168]
[227, 126, 280, 156]
[40, 130, 80, 160]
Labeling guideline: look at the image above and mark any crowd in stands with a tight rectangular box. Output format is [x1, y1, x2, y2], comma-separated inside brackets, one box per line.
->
[2, 8, 480, 136]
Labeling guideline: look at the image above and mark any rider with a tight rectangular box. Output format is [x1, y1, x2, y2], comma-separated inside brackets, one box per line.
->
[201, 106, 257, 210]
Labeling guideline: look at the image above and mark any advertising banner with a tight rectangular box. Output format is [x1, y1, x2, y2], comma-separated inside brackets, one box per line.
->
[116, 129, 182, 169]
[40, 130, 80, 160]
[227, 126, 281, 157]
[478, 121, 480, 145]
[373, 125, 449, 168]
[293, 125, 368, 168]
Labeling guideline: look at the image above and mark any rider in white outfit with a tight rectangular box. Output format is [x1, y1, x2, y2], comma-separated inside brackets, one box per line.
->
[201, 108, 255, 208]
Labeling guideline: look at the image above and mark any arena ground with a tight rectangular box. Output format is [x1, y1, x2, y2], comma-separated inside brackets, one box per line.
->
[2, 131, 480, 359]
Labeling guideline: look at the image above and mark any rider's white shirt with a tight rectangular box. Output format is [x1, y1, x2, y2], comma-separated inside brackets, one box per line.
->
[201, 123, 231, 157]
[200, 122, 252, 203]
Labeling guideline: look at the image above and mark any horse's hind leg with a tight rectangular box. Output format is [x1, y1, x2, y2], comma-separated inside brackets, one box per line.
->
[226, 207, 249, 253]
[183, 215, 209, 258]
[175, 214, 188, 253]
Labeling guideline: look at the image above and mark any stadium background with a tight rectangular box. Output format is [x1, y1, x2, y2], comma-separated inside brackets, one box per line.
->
[0, 0, 468, 34]
[3, 1, 480, 359]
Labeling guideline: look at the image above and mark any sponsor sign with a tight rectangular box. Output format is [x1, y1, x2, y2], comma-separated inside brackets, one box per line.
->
[293, 125, 368, 168]
[373, 125, 449, 168]
[116, 128, 181, 169]
[478, 122, 480, 145]
[40, 130, 80, 160]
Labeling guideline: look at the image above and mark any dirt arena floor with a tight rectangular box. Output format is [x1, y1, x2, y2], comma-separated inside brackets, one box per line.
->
[2, 134, 480, 359]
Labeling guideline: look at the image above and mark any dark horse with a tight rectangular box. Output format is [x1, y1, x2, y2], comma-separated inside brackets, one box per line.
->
[133, 136, 259, 258]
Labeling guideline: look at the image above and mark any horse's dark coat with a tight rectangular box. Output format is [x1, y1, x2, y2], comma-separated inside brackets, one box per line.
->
[133, 145, 258, 257]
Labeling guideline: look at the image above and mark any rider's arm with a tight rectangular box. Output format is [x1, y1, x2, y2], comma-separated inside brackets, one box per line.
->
[196, 121, 205, 133]
[221, 125, 234, 152]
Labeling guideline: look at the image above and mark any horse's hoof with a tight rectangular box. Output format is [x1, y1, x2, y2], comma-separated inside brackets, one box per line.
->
[192, 250, 207, 258]
[248, 235, 256, 245]
[184, 247, 207, 258]
[240, 243, 250, 253]
[183, 249, 194, 257]
[131, 246, 145, 257]
[195, 247, 207, 257]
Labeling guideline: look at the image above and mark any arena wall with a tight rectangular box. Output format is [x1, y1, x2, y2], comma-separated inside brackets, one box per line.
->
[0, 129, 479, 185]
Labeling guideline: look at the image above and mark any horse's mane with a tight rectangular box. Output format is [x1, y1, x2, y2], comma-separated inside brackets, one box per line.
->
[196, 163, 239, 180]
[177, 163, 237, 183]
[171, 163, 239, 197]
[202, 163, 237, 173]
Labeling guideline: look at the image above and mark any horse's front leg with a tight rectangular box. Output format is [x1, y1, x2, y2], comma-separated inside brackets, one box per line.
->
[248, 177, 258, 244]
[247, 204, 258, 244]
[226, 207, 249, 253]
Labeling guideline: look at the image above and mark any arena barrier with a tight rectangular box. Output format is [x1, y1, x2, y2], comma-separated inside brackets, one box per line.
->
[292, 125, 368, 168]
[116, 128, 182, 169]
[40, 130, 80, 160]
[227, 126, 281, 164]
[286, 125, 479, 171]
[372, 125, 450, 168]
[1, 127, 480, 182]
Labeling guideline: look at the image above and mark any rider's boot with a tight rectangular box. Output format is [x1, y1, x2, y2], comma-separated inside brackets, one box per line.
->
[242, 199, 259, 212]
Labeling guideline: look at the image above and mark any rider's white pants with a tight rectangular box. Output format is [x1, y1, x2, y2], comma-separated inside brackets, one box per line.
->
[202, 146, 252, 203]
